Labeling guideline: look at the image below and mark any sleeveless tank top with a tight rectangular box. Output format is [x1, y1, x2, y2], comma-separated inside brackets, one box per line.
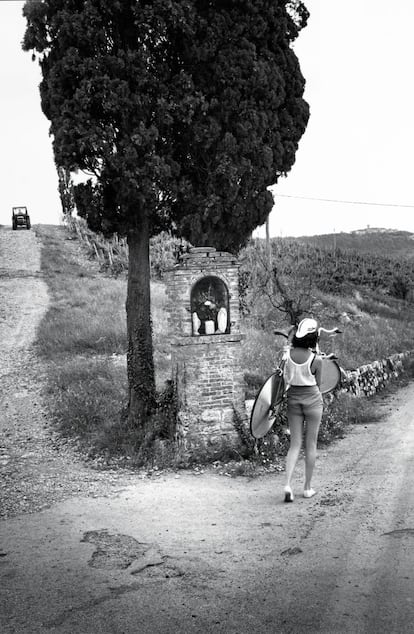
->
[283, 349, 317, 387]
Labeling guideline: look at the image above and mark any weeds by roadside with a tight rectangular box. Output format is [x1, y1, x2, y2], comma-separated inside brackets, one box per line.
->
[35, 225, 127, 357]
[44, 356, 127, 447]
[33, 224, 414, 474]
[34, 225, 173, 467]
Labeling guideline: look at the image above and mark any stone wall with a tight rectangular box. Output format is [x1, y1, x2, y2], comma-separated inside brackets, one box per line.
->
[245, 351, 414, 427]
[338, 351, 414, 397]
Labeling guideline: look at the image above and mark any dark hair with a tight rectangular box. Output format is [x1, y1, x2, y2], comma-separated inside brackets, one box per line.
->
[292, 332, 319, 349]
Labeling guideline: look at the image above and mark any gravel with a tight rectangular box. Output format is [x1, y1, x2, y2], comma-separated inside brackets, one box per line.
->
[0, 227, 135, 520]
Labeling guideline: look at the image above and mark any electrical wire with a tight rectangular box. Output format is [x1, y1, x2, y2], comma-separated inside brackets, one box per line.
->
[273, 193, 414, 209]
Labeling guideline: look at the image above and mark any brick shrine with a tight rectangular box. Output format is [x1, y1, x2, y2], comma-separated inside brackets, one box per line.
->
[165, 247, 246, 451]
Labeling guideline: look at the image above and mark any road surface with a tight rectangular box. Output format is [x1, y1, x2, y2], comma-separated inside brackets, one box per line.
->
[1, 226, 413, 633]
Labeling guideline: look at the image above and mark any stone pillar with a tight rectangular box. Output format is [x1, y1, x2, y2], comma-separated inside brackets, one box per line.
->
[165, 247, 246, 452]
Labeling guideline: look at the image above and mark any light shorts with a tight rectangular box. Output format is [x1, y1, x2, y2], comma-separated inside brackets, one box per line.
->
[287, 385, 323, 419]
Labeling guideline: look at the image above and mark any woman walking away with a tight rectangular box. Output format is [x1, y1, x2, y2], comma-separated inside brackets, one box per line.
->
[283, 318, 323, 502]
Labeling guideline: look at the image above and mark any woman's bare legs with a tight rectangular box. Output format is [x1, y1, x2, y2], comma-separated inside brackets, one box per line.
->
[304, 406, 323, 492]
[284, 413, 304, 490]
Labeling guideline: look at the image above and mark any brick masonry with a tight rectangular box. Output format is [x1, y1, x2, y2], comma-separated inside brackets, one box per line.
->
[165, 248, 246, 451]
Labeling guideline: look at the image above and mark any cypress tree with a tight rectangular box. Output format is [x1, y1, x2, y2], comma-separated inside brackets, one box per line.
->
[23, 0, 309, 434]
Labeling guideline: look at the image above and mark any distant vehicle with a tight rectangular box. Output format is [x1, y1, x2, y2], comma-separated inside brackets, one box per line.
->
[12, 206, 31, 230]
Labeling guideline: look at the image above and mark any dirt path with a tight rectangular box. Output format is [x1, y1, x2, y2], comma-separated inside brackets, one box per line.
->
[0, 227, 136, 519]
[1, 226, 414, 633]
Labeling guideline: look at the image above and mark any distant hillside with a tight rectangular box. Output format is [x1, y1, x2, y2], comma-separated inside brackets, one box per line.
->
[291, 228, 414, 260]
[260, 231, 414, 302]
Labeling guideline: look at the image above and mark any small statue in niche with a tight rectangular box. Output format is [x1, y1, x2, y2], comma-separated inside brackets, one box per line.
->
[205, 320, 215, 335]
[192, 311, 201, 335]
[203, 300, 216, 335]
[217, 306, 228, 333]
[191, 276, 229, 336]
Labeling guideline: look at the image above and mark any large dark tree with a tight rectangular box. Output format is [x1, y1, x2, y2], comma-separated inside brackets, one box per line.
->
[23, 0, 309, 434]
[170, 1, 310, 251]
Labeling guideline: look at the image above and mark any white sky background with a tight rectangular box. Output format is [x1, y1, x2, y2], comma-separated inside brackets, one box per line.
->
[0, 0, 61, 225]
[1, 0, 414, 235]
[265, 0, 414, 237]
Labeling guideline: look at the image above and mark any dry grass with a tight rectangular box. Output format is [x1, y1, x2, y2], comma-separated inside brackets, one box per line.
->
[33, 224, 414, 468]
[37, 279, 127, 356]
[34, 225, 173, 465]
[315, 289, 414, 369]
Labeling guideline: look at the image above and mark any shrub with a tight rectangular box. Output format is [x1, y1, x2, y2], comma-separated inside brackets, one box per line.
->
[34, 224, 414, 470]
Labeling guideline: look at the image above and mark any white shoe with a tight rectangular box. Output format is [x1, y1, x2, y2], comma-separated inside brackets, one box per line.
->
[303, 488, 316, 498]
[284, 486, 294, 502]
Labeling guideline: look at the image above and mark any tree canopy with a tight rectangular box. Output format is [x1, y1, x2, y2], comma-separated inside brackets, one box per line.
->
[169, 1, 310, 251]
[23, 0, 309, 252]
[23, 0, 310, 433]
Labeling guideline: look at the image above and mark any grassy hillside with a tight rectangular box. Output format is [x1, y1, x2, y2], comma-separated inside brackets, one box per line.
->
[294, 228, 414, 260]
[279, 239, 414, 299]
[238, 233, 414, 374]
[32, 222, 414, 468]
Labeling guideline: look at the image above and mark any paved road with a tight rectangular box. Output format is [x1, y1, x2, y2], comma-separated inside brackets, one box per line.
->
[1, 225, 413, 633]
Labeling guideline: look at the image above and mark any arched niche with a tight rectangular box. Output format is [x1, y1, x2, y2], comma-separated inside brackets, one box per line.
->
[190, 275, 230, 336]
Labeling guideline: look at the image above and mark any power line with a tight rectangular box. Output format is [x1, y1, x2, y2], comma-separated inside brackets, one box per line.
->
[273, 193, 414, 209]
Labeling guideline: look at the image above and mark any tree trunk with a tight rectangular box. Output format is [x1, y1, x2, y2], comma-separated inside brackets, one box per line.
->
[266, 214, 273, 294]
[126, 215, 156, 430]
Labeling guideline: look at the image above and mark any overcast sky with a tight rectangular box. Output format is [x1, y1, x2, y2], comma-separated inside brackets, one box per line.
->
[1, 0, 414, 236]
